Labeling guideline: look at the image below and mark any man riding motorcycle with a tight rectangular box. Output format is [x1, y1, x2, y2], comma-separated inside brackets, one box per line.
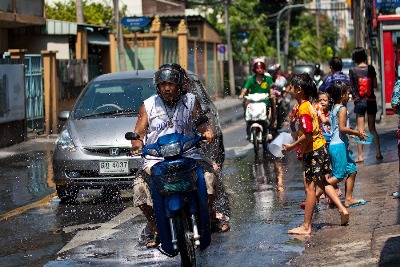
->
[130, 63, 228, 249]
[239, 58, 276, 140]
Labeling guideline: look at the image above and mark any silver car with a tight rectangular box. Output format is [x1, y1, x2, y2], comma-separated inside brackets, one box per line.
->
[52, 70, 225, 203]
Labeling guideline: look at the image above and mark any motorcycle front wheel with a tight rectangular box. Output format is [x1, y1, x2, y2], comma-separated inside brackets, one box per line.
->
[175, 211, 196, 267]
[252, 127, 260, 155]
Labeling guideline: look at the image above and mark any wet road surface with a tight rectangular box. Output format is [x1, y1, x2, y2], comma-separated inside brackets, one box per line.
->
[1, 111, 398, 266]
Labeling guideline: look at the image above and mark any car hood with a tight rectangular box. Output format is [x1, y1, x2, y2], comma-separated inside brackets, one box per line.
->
[67, 116, 138, 147]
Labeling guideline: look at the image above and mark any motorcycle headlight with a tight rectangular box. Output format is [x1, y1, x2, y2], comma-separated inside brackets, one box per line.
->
[55, 130, 76, 152]
[160, 142, 181, 157]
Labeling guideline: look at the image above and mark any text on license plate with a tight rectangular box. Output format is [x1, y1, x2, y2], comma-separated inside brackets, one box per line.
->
[99, 161, 129, 174]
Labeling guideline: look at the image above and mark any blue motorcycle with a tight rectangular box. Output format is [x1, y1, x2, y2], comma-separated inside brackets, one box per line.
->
[126, 127, 211, 267]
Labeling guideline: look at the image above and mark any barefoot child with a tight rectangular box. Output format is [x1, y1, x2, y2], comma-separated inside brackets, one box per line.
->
[283, 73, 350, 234]
[295, 93, 333, 206]
[318, 81, 367, 208]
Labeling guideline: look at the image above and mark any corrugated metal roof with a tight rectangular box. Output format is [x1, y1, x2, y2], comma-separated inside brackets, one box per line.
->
[46, 19, 77, 35]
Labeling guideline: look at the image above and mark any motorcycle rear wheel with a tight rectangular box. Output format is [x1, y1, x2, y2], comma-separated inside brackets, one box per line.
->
[252, 128, 260, 155]
[175, 211, 196, 267]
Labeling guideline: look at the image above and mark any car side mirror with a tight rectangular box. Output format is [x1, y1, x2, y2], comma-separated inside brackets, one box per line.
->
[125, 132, 140, 140]
[58, 111, 70, 121]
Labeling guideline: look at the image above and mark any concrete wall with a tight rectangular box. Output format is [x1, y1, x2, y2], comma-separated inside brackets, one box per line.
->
[12, 34, 69, 57]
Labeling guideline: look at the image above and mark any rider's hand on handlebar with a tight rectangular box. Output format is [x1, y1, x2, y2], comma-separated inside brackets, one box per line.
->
[130, 140, 143, 155]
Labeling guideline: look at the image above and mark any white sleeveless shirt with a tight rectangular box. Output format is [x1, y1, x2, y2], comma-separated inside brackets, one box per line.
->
[142, 93, 201, 170]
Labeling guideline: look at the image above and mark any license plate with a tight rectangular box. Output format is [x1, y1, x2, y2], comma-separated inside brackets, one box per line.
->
[99, 161, 129, 174]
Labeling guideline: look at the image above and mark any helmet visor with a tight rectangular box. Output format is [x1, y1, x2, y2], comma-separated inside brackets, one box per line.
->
[154, 69, 181, 85]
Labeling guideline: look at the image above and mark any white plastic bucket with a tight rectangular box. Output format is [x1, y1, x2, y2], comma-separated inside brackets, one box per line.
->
[268, 132, 294, 157]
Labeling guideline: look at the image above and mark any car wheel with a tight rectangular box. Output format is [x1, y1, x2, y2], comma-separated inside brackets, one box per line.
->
[56, 185, 78, 204]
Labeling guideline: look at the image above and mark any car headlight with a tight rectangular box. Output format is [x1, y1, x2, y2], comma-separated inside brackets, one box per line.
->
[56, 130, 76, 152]
[160, 142, 181, 157]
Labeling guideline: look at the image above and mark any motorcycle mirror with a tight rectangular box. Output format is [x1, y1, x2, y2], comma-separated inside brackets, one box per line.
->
[195, 115, 209, 127]
[125, 132, 140, 140]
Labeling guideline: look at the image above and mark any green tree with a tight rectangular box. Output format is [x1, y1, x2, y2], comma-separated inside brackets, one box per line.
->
[337, 40, 354, 58]
[196, 0, 272, 62]
[289, 12, 338, 64]
[46, 0, 127, 33]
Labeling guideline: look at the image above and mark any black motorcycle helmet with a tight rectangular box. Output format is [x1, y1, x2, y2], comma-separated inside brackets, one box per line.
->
[154, 63, 189, 96]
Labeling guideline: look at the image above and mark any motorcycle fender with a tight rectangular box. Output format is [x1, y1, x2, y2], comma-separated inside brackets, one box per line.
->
[250, 123, 263, 132]
[196, 165, 211, 251]
[149, 179, 178, 256]
[167, 195, 183, 211]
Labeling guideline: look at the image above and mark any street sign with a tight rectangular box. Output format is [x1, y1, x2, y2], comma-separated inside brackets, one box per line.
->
[121, 17, 150, 28]
[376, 0, 400, 8]
[217, 44, 228, 61]
[237, 32, 249, 40]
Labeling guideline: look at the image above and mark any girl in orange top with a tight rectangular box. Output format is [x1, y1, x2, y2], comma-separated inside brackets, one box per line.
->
[283, 73, 349, 235]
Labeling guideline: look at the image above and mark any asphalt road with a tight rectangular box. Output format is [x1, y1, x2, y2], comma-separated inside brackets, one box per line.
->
[0, 97, 399, 266]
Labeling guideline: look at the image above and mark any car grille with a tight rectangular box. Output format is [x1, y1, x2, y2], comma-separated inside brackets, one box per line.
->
[83, 147, 132, 156]
[65, 168, 138, 179]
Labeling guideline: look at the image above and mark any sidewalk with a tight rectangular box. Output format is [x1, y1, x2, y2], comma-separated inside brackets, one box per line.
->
[290, 114, 400, 267]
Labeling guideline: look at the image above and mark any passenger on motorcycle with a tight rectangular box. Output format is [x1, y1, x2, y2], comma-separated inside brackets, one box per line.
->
[130, 63, 228, 249]
[313, 63, 324, 89]
[239, 58, 276, 139]
[268, 64, 290, 130]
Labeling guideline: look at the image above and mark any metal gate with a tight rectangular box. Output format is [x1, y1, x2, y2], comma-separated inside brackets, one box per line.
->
[25, 54, 44, 133]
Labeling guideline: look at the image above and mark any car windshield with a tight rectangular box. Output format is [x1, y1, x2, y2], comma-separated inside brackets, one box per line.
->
[72, 78, 157, 119]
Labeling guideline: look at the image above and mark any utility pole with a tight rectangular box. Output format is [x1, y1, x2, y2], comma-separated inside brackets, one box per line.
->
[276, 1, 346, 66]
[76, 0, 84, 23]
[283, 0, 292, 72]
[316, 0, 321, 63]
[276, 3, 311, 65]
[225, 0, 236, 96]
[113, 0, 127, 72]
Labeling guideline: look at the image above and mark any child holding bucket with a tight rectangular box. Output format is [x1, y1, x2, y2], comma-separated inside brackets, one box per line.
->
[289, 96, 330, 160]
[318, 81, 367, 208]
[282, 73, 350, 234]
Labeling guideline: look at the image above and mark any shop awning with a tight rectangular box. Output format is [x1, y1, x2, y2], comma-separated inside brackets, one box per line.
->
[87, 31, 110, 46]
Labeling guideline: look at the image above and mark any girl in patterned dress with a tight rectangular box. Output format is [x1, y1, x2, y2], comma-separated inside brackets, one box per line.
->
[283, 73, 350, 234]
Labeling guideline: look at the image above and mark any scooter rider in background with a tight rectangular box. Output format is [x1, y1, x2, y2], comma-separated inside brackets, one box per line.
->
[268, 64, 290, 131]
[239, 58, 276, 140]
[313, 63, 324, 89]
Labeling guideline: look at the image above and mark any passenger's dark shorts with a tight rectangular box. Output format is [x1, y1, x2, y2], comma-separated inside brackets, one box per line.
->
[303, 144, 331, 184]
[354, 99, 377, 116]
